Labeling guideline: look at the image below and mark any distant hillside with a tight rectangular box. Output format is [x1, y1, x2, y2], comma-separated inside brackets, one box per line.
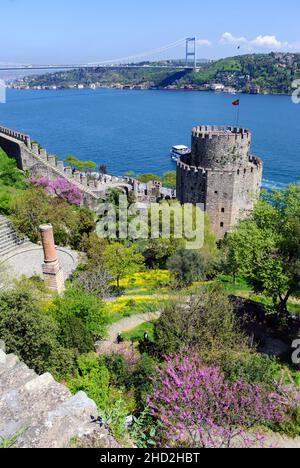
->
[14, 53, 300, 95]
[185, 52, 300, 94]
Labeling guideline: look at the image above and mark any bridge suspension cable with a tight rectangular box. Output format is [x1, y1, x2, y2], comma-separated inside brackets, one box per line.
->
[0, 37, 206, 71]
[87, 38, 187, 65]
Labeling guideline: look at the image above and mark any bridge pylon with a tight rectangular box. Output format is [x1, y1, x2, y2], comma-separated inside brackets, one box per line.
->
[185, 37, 197, 69]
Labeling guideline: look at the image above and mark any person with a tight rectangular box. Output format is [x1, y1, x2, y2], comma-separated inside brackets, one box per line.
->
[117, 332, 123, 344]
[144, 331, 149, 343]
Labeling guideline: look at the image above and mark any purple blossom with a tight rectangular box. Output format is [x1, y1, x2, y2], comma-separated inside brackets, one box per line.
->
[147, 350, 291, 448]
[30, 176, 82, 205]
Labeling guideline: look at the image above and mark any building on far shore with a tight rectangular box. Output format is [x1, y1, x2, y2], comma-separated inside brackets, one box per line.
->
[176, 125, 263, 239]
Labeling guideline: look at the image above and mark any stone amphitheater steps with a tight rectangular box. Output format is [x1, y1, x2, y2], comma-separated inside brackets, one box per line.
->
[0, 215, 31, 258]
[0, 350, 117, 448]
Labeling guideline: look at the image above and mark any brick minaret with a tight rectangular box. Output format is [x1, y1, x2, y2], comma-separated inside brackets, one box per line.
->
[40, 224, 65, 294]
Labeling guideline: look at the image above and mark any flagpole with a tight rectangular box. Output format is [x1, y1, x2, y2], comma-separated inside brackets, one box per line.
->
[236, 101, 240, 126]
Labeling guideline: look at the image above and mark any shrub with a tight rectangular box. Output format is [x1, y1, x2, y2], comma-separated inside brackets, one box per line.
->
[167, 248, 204, 287]
[147, 351, 289, 448]
[154, 286, 247, 366]
[51, 286, 107, 338]
[59, 316, 95, 354]
[31, 176, 82, 205]
[67, 353, 110, 410]
[0, 288, 75, 379]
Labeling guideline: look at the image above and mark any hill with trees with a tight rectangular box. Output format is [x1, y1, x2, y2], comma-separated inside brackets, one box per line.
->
[14, 53, 300, 95]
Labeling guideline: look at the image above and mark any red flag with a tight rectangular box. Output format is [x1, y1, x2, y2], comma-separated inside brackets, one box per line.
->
[232, 99, 240, 106]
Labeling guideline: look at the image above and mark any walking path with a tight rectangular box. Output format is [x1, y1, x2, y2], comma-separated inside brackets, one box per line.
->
[97, 312, 161, 353]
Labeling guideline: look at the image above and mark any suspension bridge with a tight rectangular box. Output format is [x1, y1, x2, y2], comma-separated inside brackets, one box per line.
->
[0, 38, 199, 71]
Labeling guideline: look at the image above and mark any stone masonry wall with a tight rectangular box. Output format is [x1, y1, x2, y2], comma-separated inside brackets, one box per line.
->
[176, 126, 263, 239]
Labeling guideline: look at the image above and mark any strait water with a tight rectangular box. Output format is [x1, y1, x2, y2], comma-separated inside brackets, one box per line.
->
[0, 88, 299, 188]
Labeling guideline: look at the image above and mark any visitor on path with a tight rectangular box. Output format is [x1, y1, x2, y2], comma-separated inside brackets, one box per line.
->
[144, 331, 149, 343]
[117, 332, 123, 344]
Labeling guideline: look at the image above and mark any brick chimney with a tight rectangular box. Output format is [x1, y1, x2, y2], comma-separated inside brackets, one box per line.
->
[40, 224, 65, 294]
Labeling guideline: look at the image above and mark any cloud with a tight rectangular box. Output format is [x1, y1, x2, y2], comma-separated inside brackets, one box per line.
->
[197, 39, 212, 47]
[251, 35, 282, 48]
[220, 32, 248, 46]
[220, 32, 300, 51]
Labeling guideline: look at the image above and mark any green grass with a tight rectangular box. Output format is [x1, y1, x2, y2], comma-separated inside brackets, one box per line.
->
[0, 429, 25, 448]
[216, 275, 300, 314]
[123, 321, 156, 342]
[216, 275, 253, 295]
[105, 299, 164, 325]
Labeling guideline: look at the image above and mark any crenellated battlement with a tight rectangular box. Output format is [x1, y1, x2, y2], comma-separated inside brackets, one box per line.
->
[192, 125, 251, 142]
[0, 125, 171, 209]
[0, 125, 31, 146]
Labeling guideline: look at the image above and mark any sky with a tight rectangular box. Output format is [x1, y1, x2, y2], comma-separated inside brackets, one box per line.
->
[1, 0, 300, 64]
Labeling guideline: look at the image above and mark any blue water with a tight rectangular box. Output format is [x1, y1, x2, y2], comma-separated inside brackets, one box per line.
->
[0, 88, 299, 188]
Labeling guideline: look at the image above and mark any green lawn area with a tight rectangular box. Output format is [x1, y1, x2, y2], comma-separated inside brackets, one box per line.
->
[123, 321, 156, 342]
[216, 275, 300, 315]
[105, 270, 300, 327]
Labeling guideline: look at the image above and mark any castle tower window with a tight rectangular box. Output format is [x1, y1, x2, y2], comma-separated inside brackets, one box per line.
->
[237, 170, 240, 175]
[221, 208, 225, 213]
[244, 169, 247, 174]
[220, 222, 224, 228]
[215, 191, 218, 194]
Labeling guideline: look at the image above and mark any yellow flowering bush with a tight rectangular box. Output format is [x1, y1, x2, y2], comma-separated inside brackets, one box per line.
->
[119, 270, 170, 290]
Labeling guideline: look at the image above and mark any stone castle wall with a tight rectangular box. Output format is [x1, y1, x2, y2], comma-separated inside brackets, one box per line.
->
[190, 125, 251, 169]
[176, 126, 263, 239]
[0, 125, 145, 211]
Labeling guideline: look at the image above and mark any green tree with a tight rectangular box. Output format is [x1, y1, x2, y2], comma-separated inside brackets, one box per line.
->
[51, 286, 107, 338]
[167, 248, 203, 287]
[154, 286, 247, 366]
[0, 288, 75, 378]
[11, 186, 95, 248]
[65, 154, 96, 172]
[224, 184, 300, 316]
[162, 171, 176, 188]
[137, 173, 162, 183]
[144, 238, 183, 269]
[104, 242, 144, 288]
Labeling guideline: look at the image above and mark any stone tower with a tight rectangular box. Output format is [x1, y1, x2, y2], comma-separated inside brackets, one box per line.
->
[40, 224, 65, 294]
[176, 125, 263, 239]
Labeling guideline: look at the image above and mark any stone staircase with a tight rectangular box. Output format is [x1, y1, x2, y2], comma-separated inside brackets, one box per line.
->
[0, 215, 31, 259]
[0, 349, 117, 448]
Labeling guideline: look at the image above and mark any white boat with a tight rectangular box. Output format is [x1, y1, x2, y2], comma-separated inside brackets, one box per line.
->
[170, 145, 191, 161]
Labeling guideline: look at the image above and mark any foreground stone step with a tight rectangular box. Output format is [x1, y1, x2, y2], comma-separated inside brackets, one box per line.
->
[0, 362, 36, 396]
[14, 392, 97, 448]
[0, 351, 115, 448]
[0, 354, 20, 377]
[0, 373, 71, 441]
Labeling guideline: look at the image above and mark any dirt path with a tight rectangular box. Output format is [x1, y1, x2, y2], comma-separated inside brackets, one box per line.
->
[97, 311, 161, 353]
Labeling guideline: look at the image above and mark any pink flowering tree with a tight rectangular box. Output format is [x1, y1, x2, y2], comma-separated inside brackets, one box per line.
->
[31, 176, 82, 206]
[147, 351, 290, 448]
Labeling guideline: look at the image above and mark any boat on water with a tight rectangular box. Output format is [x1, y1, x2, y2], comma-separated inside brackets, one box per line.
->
[170, 145, 191, 162]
